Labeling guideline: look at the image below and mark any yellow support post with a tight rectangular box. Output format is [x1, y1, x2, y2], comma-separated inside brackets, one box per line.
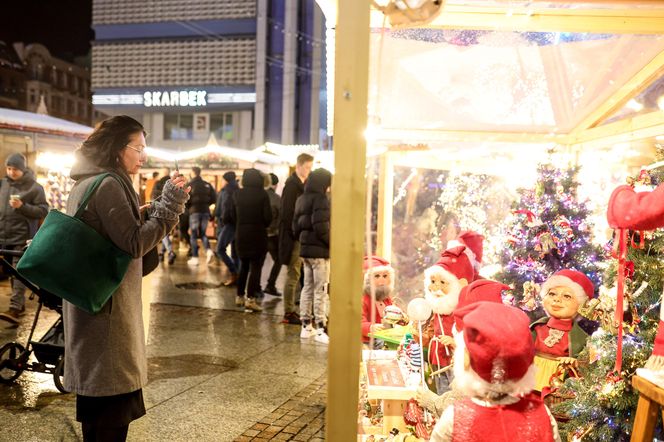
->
[326, 0, 370, 440]
[376, 152, 394, 260]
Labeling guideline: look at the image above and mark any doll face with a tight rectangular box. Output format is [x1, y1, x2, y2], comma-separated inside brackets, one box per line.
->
[425, 271, 465, 315]
[542, 286, 580, 319]
[372, 271, 391, 289]
[428, 273, 456, 297]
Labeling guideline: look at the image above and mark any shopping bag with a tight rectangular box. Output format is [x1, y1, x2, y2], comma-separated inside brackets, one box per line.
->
[17, 173, 132, 314]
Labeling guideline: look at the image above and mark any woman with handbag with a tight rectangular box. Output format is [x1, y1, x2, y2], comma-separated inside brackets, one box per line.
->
[63, 116, 190, 441]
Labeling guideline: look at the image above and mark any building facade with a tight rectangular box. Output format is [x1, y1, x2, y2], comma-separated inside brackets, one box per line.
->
[91, 0, 325, 150]
[9, 43, 95, 126]
[0, 42, 26, 111]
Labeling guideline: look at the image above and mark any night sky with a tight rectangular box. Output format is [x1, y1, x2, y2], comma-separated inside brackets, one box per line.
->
[0, 0, 93, 62]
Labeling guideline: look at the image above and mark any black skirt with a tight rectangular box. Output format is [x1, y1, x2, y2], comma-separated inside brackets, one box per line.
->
[76, 389, 146, 426]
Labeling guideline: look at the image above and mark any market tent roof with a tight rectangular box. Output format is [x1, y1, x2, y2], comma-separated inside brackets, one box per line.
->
[0, 108, 93, 138]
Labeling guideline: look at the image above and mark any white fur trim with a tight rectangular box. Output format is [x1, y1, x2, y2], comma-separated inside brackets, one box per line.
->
[453, 331, 537, 398]
[540, 275, 588, 305]
[424, 265, 460, 289]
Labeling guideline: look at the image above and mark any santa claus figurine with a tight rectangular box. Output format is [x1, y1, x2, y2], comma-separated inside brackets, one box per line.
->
[430, 302, 561, 442]
[421, 246, 474, 394]
[418, 279, 510, 417]
[446, 230, 485, 281]
[531, 269, 594, 392]
[361, 256, 403, 348]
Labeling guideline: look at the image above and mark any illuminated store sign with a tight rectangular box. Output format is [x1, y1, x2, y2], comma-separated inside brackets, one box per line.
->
[144, 90, 207, 107]
[92, 91, 256, 107]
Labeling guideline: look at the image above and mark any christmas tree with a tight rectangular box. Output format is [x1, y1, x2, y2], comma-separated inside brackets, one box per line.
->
[554, 159, 664, 441]
[496, 163, 605, 318]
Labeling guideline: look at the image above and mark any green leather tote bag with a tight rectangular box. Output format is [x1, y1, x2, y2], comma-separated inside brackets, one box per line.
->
[17, 173, 132, 314]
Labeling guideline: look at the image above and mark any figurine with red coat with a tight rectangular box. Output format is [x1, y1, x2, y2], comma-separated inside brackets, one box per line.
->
[430, 302, 560, 442]
[421, 246, 474, 394]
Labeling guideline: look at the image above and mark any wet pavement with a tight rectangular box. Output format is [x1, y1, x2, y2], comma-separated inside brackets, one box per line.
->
[0, 246, 328, 441]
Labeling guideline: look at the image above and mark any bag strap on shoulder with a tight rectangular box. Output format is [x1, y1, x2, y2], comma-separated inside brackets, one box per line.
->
[74, 173, 121, 219]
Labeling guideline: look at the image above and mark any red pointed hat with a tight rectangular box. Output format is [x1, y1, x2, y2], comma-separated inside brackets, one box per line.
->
[455, 280, 510, 330]
[540, 269, 595, 304]
[454, 301, 535, 383]
[457, 230, 485, 264]
[363, 255, 392, 273]
[430, 246, 474, 283]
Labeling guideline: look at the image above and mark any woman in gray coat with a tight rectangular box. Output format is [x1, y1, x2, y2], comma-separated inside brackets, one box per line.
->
[64, 116, 189, 441]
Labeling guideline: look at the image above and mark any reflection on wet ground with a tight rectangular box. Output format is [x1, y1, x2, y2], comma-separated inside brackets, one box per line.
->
[0, 250, 327, 441]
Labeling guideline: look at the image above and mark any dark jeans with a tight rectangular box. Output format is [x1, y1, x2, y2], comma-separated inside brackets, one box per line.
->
[217, 224, 239, 274]
[237, 255, 265, 299]
[265, 235, 281, 288]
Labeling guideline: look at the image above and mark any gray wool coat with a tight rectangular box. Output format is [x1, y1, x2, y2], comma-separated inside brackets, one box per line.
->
[63, 156, 188, 397]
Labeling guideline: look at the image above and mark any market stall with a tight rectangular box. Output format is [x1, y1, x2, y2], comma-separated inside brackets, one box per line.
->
[323, 1, 664, 440]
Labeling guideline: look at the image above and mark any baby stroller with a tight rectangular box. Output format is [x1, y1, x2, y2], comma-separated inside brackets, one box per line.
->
[0, 249, 67, 393]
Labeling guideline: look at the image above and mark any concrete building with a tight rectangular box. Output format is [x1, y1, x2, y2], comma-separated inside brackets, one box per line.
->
[0, 42, 26, 111]
[90, 0, 326, 150]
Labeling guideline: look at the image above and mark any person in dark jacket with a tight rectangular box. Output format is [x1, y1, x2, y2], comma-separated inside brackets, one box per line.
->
[264, 173, 282, 296]
[293, 168, 332, 344]
[234, 168, 272, 313]
[151, 168, 177, 265]
[214, 171, 240, 285]
[0, 153, 49, 324]
[279, 153, 314, 324]
[186, 166, 216, 266]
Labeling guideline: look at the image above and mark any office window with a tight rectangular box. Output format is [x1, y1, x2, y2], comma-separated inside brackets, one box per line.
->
[164, 114, 193, 140]
[210, 112, 234, 141]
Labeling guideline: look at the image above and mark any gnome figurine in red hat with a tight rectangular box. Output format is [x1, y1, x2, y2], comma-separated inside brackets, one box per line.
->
[361, 255, 405, 348]
[430, 302, 560, 442]
[418, 279, 510, 417]
[446, 230, 485, 281]
[421, 246, 474, 394]
[530, 269, 595, 391]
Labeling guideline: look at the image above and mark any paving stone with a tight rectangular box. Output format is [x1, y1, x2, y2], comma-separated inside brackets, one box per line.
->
[241, 429, 260, 437]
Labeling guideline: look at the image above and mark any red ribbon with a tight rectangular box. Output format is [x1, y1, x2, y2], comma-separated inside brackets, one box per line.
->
[513, 209, 537, 223]
[624, 261, 635, 279]
[611, 228, 628, 373]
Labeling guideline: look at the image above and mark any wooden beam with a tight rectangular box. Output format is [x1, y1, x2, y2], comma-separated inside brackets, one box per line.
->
[370, 6, 664, 34]
[570, 48, 664, 134]
[376, 128, 566, 145]
[567, 110, 664, 150]
[376, 152, 394, 260]
[326, 0, 369, 439]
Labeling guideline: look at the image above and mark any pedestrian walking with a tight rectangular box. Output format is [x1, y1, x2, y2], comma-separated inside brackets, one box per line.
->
[0, 153, 49, 324]
[186, 166, 216, 266]
[215, 171, 240, 285]
[293, 168, 332, 344]
[264, 173, 282, 296]
[279, 153, 313, 324]
[152, 168, 176, 265]
[234, 168, 271, 312]
[62, 115, 189, 442]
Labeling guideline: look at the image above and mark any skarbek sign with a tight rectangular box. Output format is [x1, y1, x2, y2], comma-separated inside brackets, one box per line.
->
[143, 90, 207, 107]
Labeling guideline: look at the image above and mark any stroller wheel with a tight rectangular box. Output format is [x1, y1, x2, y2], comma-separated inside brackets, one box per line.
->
[53, 356, 68, 393]
[0, 342, 26, 383]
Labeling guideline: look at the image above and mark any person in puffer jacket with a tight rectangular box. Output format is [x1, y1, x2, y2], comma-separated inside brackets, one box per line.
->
[293, 168, 332, 344]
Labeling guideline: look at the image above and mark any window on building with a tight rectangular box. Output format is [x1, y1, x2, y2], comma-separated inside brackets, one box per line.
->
[71, 76, 78, 92]
[164, 114, 194, 140]
[210, 112, 234, 141]
[67, 99, 74, 114]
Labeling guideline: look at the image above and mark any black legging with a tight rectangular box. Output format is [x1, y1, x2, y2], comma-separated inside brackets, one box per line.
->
[82, 422, 129, 442]
[237, 254, 266, 299]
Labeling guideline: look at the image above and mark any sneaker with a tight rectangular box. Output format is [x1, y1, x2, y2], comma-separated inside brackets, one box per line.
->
[0, 308, 21, 325]
[282, 312, 302, 325]
[206, 249, 215, 264]
[235, 296, 245, 307]
[223, 273, 238, 287]
[300, 324, 316, 339]
[187, 257, 199, 266]
[167, 252, 176, 265]
[158, 253, 165, 262]
[244, 298, 263, 312]
[263, 286, 282, 297]
[314, 329, 330, 345]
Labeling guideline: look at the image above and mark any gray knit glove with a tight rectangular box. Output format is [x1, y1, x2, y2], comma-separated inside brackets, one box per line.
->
[150, 179, 189, 221]
[416, 385, 440, 415]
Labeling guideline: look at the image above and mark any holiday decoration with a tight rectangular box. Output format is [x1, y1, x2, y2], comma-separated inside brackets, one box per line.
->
[553, 158, 664, 441]
[497, 163, 604, 319]
[371, 0, 445, 28]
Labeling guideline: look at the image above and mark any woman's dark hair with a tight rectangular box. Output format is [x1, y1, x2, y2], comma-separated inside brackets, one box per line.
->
[79, 115, 146, 169]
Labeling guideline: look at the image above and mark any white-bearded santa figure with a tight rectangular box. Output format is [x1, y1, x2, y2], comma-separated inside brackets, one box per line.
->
[429, 302, 561, 442]
[421, 246, 474, 394]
